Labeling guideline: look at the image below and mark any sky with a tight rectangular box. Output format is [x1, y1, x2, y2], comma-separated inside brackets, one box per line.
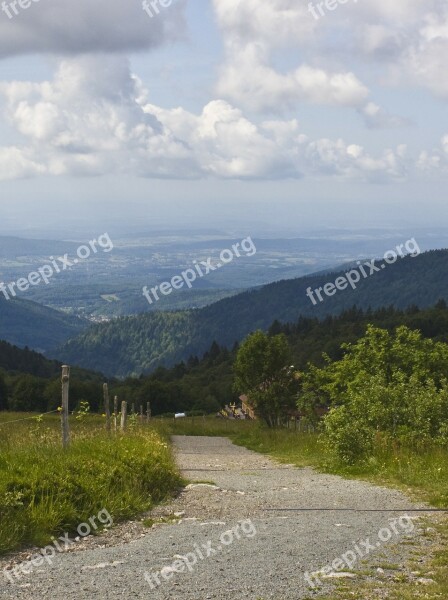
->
[0, 0, 447, 236]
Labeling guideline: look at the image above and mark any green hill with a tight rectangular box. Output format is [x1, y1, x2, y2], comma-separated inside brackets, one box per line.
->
[0, 296, 87, 353]
[0, 340, 62, 378]
[104, 302, 448, 416]
[0, 338, 104, 381]
[55, 249, 448, 377]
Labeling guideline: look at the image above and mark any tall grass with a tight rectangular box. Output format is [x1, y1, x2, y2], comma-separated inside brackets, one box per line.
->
[325, 439, 448, 507]
[0, 414, 182, 554]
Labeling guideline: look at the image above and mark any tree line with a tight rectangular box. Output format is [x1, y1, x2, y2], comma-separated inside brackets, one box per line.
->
[2, 301, 448, 417]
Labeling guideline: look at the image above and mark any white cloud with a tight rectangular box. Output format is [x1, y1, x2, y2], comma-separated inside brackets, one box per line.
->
[304, 138, 408, 183]
[403, 21, 448, 100]
[213, 0, 370, 114]
[212, 0, 316, 47]
[216, 43, 369, 113]
[417, 135, 448, 173]
[213, 0, 448, 116]
[360, 102, 412, 129]
[0, 56, 441, 184]
[0, 147, 44, 180]
[0, 0, 186, 59]
[144, 100, 303, 179]
[0, 56, 196, 179]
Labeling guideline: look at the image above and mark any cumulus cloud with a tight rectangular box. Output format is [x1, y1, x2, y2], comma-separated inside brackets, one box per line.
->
[360, 102, 412, 130]
[213, 0, 370, 114]
[216, 43, 369, 113]
[0, 56, 441, 184]
[328, 1, 448, 104]
[0, 0, 186, 59]
[304, 139, 408, 183]
[213, 0, 448, 116]
[0, 147, 44, 181]
[417, 135, 448, 173]
[212, 0, 316, 46]
[144, 100, 303, 179]
[403, 12, 448, 100]
[0, 56, 197, 179]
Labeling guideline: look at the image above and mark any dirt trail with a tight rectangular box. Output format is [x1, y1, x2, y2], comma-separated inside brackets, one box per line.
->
[0, 435, 428, 599]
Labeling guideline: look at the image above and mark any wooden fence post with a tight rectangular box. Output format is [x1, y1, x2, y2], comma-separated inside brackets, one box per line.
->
[114, 396, 118, 432]
[61, 365, 70, 448]
[146, 402, 151, 422]
[140, 404, 143, 422]
[120, 401, 127, 432]
[103, 383, 111, 433]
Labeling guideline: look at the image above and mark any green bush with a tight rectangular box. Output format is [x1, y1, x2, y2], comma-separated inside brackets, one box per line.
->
[302, 325, 448, 463]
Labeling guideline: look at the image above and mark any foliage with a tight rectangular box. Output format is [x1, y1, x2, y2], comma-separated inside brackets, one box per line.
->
[302, 325, 448, 463]
[55, 250, 448, 376]
[4, 302, 448, 418]
[75, 401, 90, 421]
[234, 331, 298, 426]
[0, 296, 86, 353]
[0, 372, 8, 411]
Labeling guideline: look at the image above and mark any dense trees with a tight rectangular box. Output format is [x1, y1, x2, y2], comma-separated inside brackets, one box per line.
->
[0, 296, 85, 353]
[0, 341, 61, 378]
[56, 249, 448, 377]
[10, 375, 47, 412]
[108, 341, 237, 416]
[3, 301, 448, 420]
[0, 372, 8, 411]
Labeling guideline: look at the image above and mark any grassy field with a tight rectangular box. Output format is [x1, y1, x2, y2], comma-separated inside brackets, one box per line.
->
[0, 413, 182, 555]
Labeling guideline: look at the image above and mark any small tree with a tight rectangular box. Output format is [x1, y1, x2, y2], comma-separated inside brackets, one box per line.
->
[234, 331, 298, 427]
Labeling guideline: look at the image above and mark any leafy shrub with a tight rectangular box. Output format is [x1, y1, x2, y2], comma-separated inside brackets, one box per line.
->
[303, 325, 448, 463]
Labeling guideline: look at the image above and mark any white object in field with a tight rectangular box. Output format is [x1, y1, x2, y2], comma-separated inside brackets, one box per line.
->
[175, 413, 187, 418]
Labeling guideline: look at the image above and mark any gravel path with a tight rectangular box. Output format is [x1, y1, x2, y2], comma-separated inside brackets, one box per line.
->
[0, 435, 429, 599]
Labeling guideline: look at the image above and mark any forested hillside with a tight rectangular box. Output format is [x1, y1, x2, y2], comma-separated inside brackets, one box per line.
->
[0, 339, 107, 411]
[0, 296, 87, 352]
[56, 249, 448, 377]
[104, 302, 448, 416]
[3, 302, 448, 414]
[0, 340, 62, 378]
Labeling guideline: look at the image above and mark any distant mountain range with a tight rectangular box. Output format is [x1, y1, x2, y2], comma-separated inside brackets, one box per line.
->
[55, 249, 448, 377]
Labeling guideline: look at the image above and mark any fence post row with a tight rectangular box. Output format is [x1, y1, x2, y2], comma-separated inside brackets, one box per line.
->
[114, 396, 118, 431]
[121, 401, 127, 431]
[103, 383, 111, 433]
[61, 365, 71, 448]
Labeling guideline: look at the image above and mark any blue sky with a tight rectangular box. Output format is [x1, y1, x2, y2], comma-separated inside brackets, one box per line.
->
[0, 0, 447, 235]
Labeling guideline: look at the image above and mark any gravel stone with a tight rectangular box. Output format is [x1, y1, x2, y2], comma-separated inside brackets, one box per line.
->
[0, 435, 431, 599]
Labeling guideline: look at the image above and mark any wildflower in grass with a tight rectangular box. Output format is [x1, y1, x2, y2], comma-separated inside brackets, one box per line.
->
[75, 401, 90, 421]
